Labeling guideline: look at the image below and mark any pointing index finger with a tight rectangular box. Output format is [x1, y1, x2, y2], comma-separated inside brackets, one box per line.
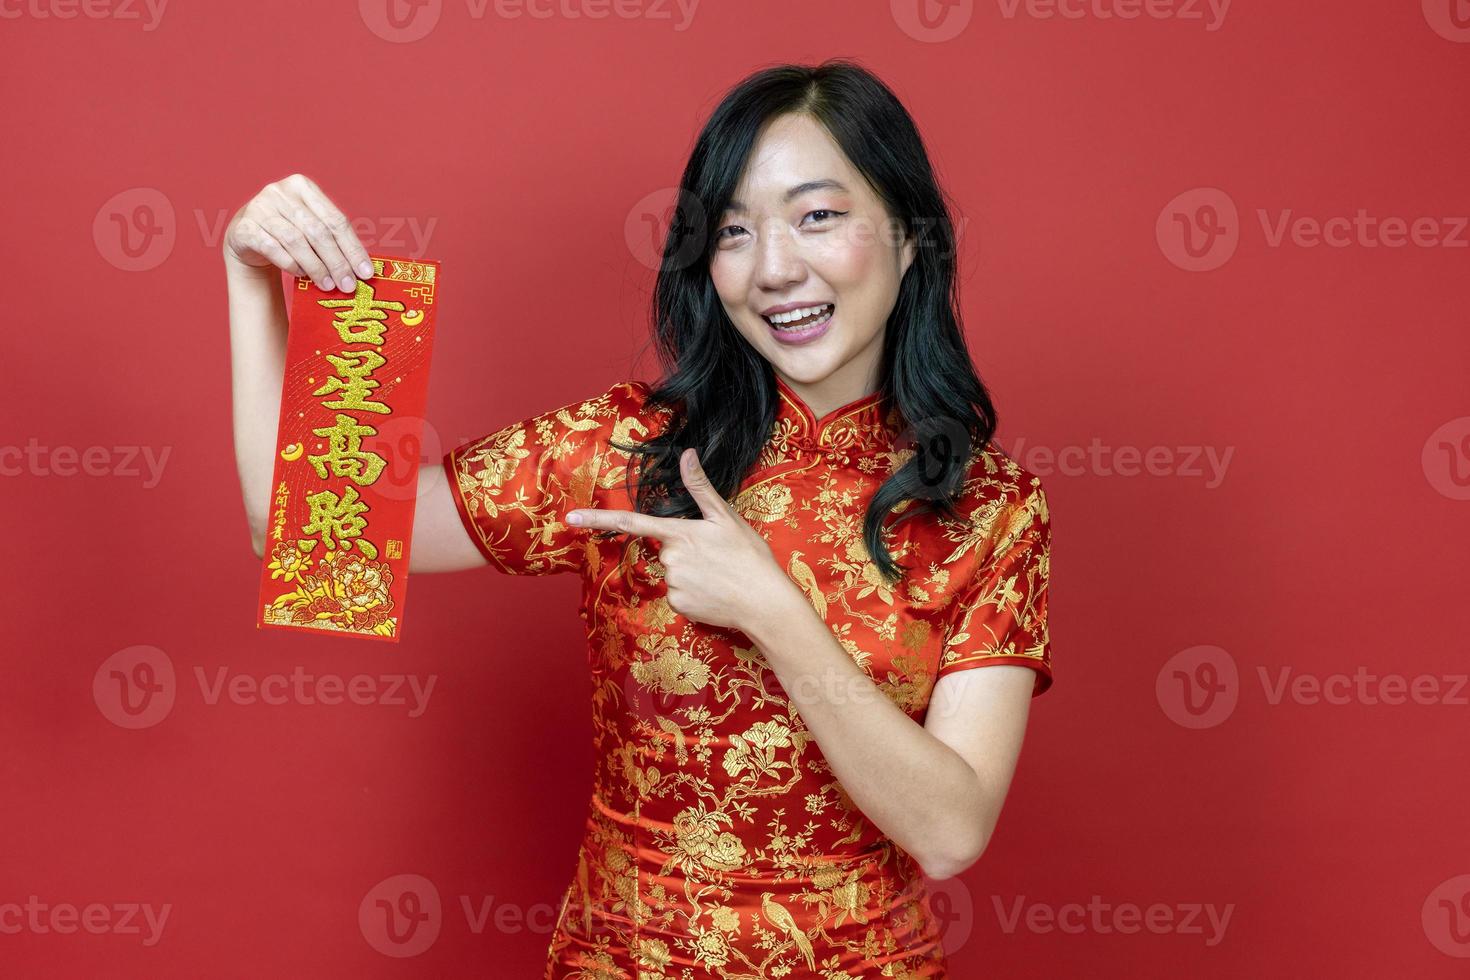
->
[567, 508, 685, 541]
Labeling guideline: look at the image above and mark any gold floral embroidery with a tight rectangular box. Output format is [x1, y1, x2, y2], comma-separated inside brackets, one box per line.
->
[442, 377, 1052, 978]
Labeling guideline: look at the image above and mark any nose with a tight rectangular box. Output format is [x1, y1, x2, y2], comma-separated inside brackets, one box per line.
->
[753, 218, 806, 292]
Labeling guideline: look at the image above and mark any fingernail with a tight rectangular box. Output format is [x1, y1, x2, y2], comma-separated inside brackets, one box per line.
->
[357, 260, 374, 278]
[339, 277, 356, 292]
[567, 512, 583, 525]
[321, 276, 334, 290]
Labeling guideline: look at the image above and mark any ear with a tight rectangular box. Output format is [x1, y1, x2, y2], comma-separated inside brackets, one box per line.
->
[900, 229, 917, 278]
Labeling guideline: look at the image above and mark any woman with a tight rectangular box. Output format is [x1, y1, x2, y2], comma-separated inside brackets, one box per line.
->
[226, 59, 1051, 980]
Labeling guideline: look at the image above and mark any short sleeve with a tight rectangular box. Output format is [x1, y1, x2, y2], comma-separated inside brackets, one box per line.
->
[937, 482, 1052, 697]
[441, 381, 648, 576]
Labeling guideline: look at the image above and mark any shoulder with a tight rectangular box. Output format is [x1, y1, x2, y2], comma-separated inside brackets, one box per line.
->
[549, 378, 646, 415]
[448, 379, 670, 487]
[600, 378, 674, 439]
[516, 379, 674, 462]
[953, 440, 1050, 563]
[567, 378, 671, 420]
[599, 378, 651, 409]
[526, 379, 668, 431]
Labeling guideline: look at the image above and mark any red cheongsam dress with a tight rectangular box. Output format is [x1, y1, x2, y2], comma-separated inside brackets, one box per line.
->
[442, 375, 1052, 980]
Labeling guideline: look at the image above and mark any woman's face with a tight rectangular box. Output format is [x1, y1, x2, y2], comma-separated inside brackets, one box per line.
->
[708, 112, 916, 414]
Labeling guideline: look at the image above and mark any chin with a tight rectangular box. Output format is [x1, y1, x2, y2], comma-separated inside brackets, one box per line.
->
[765, 351, 842, 383]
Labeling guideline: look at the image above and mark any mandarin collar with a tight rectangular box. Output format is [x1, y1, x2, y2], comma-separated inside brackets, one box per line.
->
[771, 373, 901, 459]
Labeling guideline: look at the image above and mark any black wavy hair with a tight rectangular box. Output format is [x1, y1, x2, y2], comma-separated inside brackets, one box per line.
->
[612, 58, 997, 585]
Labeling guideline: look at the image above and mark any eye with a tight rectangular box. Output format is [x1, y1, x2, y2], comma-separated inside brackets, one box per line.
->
[804, 209, 846, 225]
[716, 224, 747, 242]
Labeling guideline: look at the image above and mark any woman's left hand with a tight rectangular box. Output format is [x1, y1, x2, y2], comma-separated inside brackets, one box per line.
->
[565, 448, 794, 631]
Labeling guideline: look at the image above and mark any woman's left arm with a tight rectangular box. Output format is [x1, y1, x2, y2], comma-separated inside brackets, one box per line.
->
[742, 585, 1036, 880]
[566, 446, 1036, 880]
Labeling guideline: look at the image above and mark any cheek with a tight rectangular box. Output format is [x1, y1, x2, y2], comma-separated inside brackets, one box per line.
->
[708, 254, 764, 342]
[816, 242, 893, 328]
[707, 252, 745, 302]
[814, 235, 882, 290]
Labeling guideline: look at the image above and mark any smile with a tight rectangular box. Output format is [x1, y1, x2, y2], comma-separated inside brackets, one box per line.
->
[762, 303, 835, 343]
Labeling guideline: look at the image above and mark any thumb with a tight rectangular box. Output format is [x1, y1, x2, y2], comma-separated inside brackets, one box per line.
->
[680, 447, 728, 522]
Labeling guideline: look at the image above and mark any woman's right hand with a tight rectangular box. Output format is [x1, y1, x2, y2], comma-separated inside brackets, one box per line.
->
[222, 173, 375, 294]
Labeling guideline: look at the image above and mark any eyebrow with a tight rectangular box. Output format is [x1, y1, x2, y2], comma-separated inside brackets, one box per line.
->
[725, 179, 850, 213]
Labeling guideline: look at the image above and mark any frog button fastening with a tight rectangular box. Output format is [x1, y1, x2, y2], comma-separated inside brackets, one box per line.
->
[816, 431, 850, 465]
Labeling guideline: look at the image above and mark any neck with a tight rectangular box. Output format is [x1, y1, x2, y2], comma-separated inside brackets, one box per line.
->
[777, 351, 882, 420]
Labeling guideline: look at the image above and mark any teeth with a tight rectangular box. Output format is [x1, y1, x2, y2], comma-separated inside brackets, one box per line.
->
[772, 307, 833, 333]
[765, 303, 833, 327]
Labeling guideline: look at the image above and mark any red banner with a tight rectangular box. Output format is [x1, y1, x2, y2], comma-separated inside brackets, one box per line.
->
[256, 255, 441, 642]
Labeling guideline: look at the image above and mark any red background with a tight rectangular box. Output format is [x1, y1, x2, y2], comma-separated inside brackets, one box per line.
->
[4, 1, 1468, 976]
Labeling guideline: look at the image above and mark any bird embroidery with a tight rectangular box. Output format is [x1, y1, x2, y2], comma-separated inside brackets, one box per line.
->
[760, 891, 815, 970]
[787, 550, 827, 620]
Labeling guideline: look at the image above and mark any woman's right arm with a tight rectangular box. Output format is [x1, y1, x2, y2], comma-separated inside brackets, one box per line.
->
[224, 173, 487, 573]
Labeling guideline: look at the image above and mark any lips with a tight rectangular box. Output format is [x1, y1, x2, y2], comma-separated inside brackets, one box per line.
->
[762, 303, 835, 329]
[764, 304, 835, 344]
[760, 299, 835, 316]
